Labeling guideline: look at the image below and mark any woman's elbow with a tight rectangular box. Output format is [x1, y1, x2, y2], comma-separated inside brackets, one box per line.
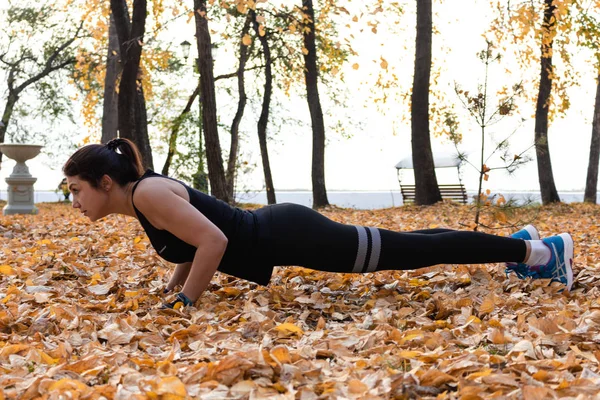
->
[203, 233, 228, 253]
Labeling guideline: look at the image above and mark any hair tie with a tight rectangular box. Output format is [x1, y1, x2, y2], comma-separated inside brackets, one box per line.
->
[106, 139, 121, 151]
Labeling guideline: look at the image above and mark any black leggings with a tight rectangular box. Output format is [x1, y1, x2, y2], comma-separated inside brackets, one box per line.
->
[262, 203, 527, 273]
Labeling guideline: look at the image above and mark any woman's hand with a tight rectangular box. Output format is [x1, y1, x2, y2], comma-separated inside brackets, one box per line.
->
[166, 262, 192, 292]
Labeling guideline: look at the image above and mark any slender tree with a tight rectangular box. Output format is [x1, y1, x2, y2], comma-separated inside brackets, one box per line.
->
[226, 14, 252, 201]
[194, 0, 229, 202]
[411, 0, 441, 205]
[302, 0, 329, 208]
[585, 74, 600, 203]
[101, 13, 120, 144]
[534, 0, 560, 204]
[162, 83, 201, 176]
[250, 8, 276, 205]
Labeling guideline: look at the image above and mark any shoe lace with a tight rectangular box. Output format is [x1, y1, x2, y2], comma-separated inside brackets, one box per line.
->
[505, 263, 541, 280]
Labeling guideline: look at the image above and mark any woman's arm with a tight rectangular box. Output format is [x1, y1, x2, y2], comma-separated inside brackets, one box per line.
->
[133, 181, 229, 303]
[182, 239, 227, 301]
[166, 262, 192, 291]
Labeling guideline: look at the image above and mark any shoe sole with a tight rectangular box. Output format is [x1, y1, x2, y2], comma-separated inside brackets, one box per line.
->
[559, 233, 574, 291]
[523, 225, 540, 241]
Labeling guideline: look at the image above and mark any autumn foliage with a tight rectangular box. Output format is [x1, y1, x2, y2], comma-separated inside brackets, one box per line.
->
[1, 202, 600, 398]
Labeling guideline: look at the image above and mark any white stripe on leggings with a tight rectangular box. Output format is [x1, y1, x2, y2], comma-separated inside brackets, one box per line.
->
[353, 226, 368, 273]
[366, 227, 381, 272]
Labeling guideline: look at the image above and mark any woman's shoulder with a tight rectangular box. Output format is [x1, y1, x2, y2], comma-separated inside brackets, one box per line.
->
[133, 172, 191, 204]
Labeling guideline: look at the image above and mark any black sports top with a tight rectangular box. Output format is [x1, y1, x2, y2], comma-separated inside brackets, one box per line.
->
[131, 169, 274, 285]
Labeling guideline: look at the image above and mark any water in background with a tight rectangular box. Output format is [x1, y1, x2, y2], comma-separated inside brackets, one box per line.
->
[0, 189, 593, 209]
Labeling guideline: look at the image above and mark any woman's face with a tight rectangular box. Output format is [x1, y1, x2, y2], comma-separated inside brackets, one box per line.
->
[66, 175, 110, 222]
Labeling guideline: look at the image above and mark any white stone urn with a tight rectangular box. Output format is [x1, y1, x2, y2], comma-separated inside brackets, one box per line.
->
[0, 143, 43, 215]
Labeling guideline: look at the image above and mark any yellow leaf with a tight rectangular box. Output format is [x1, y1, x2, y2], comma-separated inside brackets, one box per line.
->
[38, 350, 60, 365]
[380, 57, 388, 70]
[398, 350, 421, 359]
[489, 328, 509, 344]
[274, 323, 304, 337]
[155, 376, 187, 397]
[409, 278, 429, 287]
[219, 287, 241, 297]
[479, 294, 495, 315]
[400, 331, 424, 345]
[270, 345, 291, 364]
[467, 368, 493, 379]
[302, 47, 309, 55]
[0, 265, 15, 275]
[0, 344, 29, 357]
[348, 379, 368, 394]
[48, 378, 89, 392]
[242, 34, 252, 46]
[352, 63, 359, 70]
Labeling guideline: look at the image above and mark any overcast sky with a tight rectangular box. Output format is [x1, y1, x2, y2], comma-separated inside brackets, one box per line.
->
[0, 0, 597, 193]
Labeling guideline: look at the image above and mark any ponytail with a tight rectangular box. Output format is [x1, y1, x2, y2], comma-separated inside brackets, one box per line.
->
[63, 138, 145, 188]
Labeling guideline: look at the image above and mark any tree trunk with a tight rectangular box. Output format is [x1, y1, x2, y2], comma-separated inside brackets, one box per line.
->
[251, 9, 276, 204]
[0, 92, 18, 164]
[162, 83, 201, 175]
[135, 84, 153, 169]
[584, 73, 600, 203]
[534, 0, 560, 204]
[302, 0, 329, 209]
[411, 0, 441, 205]
[226, 14, 252, 201]
[194, 0, 229, 202]
[111, 0, 134, 141]
[101, 13, 120, 144]
[111, 0, 153, 169]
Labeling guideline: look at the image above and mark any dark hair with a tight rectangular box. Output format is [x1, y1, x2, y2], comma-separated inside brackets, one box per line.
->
[63, 138, 145, 188]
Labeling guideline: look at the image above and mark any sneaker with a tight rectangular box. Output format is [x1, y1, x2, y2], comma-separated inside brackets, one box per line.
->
[511, 224, 540, 241]
[507, 233, 574, 291]
[537, 233, 574, 291]
[505, 225, 540, 278]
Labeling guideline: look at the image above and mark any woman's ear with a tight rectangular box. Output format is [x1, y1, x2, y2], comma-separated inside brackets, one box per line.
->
[100, 174, 113, 192]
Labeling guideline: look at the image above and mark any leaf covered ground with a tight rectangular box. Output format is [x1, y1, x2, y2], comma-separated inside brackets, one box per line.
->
[1, 201, 600, 399]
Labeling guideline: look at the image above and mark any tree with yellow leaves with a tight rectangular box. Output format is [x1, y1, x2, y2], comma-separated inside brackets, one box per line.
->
[488, 0, 586, 204]
[579, 4, 600, 203]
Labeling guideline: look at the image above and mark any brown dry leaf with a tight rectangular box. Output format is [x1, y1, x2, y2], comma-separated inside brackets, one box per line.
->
[523, 385, 555, 399]
[419, 369, 456, 387]
[479, 293, 495, 315]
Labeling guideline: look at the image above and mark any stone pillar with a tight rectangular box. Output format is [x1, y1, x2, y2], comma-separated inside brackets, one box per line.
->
[0, 144, 43, 215]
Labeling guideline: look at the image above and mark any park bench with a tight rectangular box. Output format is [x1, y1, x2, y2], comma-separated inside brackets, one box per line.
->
[395, 152, 468, 205]
[399, 183, 467, 204]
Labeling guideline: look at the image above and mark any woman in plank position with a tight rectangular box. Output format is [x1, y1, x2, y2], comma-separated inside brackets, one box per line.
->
[63, 139, 574, 308]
